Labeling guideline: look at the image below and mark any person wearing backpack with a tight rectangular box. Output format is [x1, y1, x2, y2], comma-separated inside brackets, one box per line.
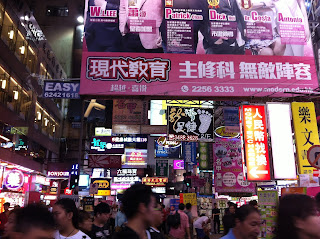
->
[168, 203, 191, 239]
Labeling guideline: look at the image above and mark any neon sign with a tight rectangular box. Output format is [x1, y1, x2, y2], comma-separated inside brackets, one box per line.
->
[4, 169, 24, 191]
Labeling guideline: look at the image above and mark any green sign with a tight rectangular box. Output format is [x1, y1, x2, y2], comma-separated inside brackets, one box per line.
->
[156, 160, 168, 177]
[199, 142, 213, 170]
[10, 127, 28, 135]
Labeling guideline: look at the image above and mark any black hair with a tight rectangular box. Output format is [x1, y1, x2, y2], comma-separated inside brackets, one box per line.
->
[94, 202, 111, 216]
[200, 213, 206, 217]
[186, 203, 192, 210]
[79, 210, 92, 224]
[178, 203, 185, 210]
[235, 204, 259, 222]
[122, 184, 154, 219]
[275, 194, 317, 239]
[55, 198, 79, 229]
[3, 202, 10, 207]
[14, 204, 55, 233]
[249, 200, 258, 207]
[315, 192, 320, 209]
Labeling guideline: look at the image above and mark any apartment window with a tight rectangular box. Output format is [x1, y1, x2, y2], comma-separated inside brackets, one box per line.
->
[46, 6, 69, 17]
[7, 77, 22, 113]
[0, 2, 4, 30]
[0, 66, 9, 104]
[15, 31, 27, 63]
[26, 46, 37, 73]
[1, 12, 17, 50]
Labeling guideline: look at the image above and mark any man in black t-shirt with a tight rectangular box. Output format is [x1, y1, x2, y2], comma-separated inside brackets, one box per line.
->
[212, 203, 220, 234]
[113, 184, 156, 239]
[91, 203, 112, 239]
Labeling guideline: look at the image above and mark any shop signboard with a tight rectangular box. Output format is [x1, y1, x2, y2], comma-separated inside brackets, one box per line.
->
[223, 107, 240, 133]
[10, 127, 28, 135]
[167, 107, 214, 141]
[155, 141, 180, 158]
[170, 198, 180, 211]
[214, 137, 256, 193]
[3, 169, 24, 191]
[95, 127, 112, 136]
[88, 155, 122, 168]
[157, 136, 181, 148]
[214, 126, 239, 138]
[142, 177, 168, 186]
[199, 142, 213, 170]
[111, 184, 132, 190]
[267, 103, 296, 179]
[47, 171, 70, 179]
[156, 160, 169, 177]
[90, 178, 111, 196]
[14, 137, 28, 151]
[241, 105, 271, 181]
[83, 196, 94, 212]
[89, 136, 125, 154]
[173, 160, 184, 170]
[258, 190, 279, 239]
[199, 171, 212, 195]
[43, 80, 80, 99]
[81, 0, 317, 98]
[182, 142, 197, 166]
[111, 135, 148, 143]
[292, 102, 319, 175]
[112, 99, 147, 125]
[123, 149, 147, 168]
[180, 193, 197, 206]
[112, 168, 140, 183]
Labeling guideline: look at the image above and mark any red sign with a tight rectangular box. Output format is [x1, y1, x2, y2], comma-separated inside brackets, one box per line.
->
[142, 177, 168, 186]
[64, 187, 73, 195]
[89, 155, 122, 168]
[241, 105, 271, 181]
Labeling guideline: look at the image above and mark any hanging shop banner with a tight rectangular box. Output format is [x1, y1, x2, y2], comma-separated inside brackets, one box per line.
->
[88, 155, 122, 168]
[112, 99, 148, 125]
[43, 80, 80, 99]
[258, 190, 279, 239]
[267, 103, 296, 179]
[199, 171, 212, 195]
[199, 142, 213, 170]
[241, 105, 271, 181]
[155, 141, 180, 158]
[83, 197, 94, 212]
[111, 135, 148, 143]
[182, 142, 197, 166]
[180, 193, 197, 206]
[214, 126, 240, 138]
[292, 102, 319, 175]
[90, 178, 111, 196]
[142, 177, 168, 186]
[223, 107, 240, 133]
[89, 136, 125, 154]
[167, 107, 214, 141]
[156, 160, 169, 177]
[123, 149, 147, 168]
[214, 138, 255, 193]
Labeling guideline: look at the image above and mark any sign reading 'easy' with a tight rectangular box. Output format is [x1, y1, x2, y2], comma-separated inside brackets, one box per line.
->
[43, 80, 80, 99]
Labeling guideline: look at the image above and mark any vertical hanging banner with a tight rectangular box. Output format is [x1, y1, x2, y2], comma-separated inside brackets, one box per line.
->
[213, 138, 255, 193]
[199, 171, 213, 196]
[112, 99, 147, 125]
[156, 160, 169, 177]
[241, 105, 271, 181]
[182, 142, 197, 167]
[267, 103, 296, 179]
[199, 142, 213, 170]
[292, 102, 319, 175]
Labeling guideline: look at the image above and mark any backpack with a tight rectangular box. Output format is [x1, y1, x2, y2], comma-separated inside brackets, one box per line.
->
[167, 210, 181, 229]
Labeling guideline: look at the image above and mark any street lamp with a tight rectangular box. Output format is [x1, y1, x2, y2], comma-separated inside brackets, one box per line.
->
[77, 16, 84, 23]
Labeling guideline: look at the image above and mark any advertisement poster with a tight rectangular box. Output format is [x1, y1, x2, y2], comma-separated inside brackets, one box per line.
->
[112, 99, 147, 125]
[214, 138, 255, 193]
[223, 107, 240, 133]
[199, 171, 213, 195]
[81, 0, 317, 98]
[198, 197, 212, 217]
[88, 155, 122, 168]
[180, 193, 197, 206]
[90, 178, 111, 196]
[156, 160, 169, 177]
[167, 106, 214, 141]
[170, 198, 180, 211]
[258, 190, 279, 239]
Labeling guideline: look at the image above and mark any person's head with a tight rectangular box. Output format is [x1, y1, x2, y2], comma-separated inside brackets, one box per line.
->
[11, 204, 55, 239]
[233, 204, 261, 239]
[186, 203, 192, 211]
[94, 203, 111, 224]
[78, 210, 93, 234]
[122, 184, 155, 228]
[315, 192, 320, 210]
[178, 203, 185, 211]
[249, 200, 258, 209]
[214, 203, 217, 208]
[229, 203, 236, 214]
[4, 202, 10, 211]
[4, 208, 21, 238]
[53, 198, 79, 231]
[276, 194, 320, 239]
[151, 201, 163, 228]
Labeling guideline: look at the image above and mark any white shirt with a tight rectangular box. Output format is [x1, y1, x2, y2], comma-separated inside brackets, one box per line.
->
[194, 216, 209, 229]
[55, 230, 91, 239]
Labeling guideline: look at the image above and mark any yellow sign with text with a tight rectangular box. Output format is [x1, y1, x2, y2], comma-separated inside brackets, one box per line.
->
[292, 102, 319, 175]
[180, 193, 197, 206]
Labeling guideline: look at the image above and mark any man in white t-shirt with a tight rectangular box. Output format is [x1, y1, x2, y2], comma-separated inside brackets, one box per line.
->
[194, 214, 210, 239]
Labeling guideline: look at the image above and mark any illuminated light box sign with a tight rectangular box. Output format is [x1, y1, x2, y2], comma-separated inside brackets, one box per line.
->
[90, 178, 111, 196]
[116, 168, 138, 176]
[47, 171, 70, 179]
[89, 155, 122, 168]
[155, 141, 180, 158]
[33, 175, 50, 186]
[90, 136, 125, 154]
[95, 127, 112, 136]
[4, 169, 24, 191]
[214, 126, 240, 138]
[173, 160, 184, 170]
[111, 135, 148, 143]
[142, 177, 168, 186]
[123, 149, 147, 168]
[167, 106, 214, 141]
[111, 183, 132, 190]
[152, 187, 166, 194]
[157, 136, 181, 148]
[241, 105, 271, 181]
[43, 80, 80, 99]
[113, 176, 140, 183]
[14, 138, 28, 151]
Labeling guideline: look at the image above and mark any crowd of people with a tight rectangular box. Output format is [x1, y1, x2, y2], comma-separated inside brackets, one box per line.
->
[0, 185, 320, 239]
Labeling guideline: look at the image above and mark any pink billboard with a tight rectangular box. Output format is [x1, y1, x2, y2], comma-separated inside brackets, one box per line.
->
[173, 160, 184, 170]
[81, 0, 318, 97]
[213, 137, 255, 193]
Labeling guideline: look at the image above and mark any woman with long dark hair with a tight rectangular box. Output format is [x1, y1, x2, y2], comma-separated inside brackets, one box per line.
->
[275, 194, 320, 239]
[53, 198, 91, 239]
